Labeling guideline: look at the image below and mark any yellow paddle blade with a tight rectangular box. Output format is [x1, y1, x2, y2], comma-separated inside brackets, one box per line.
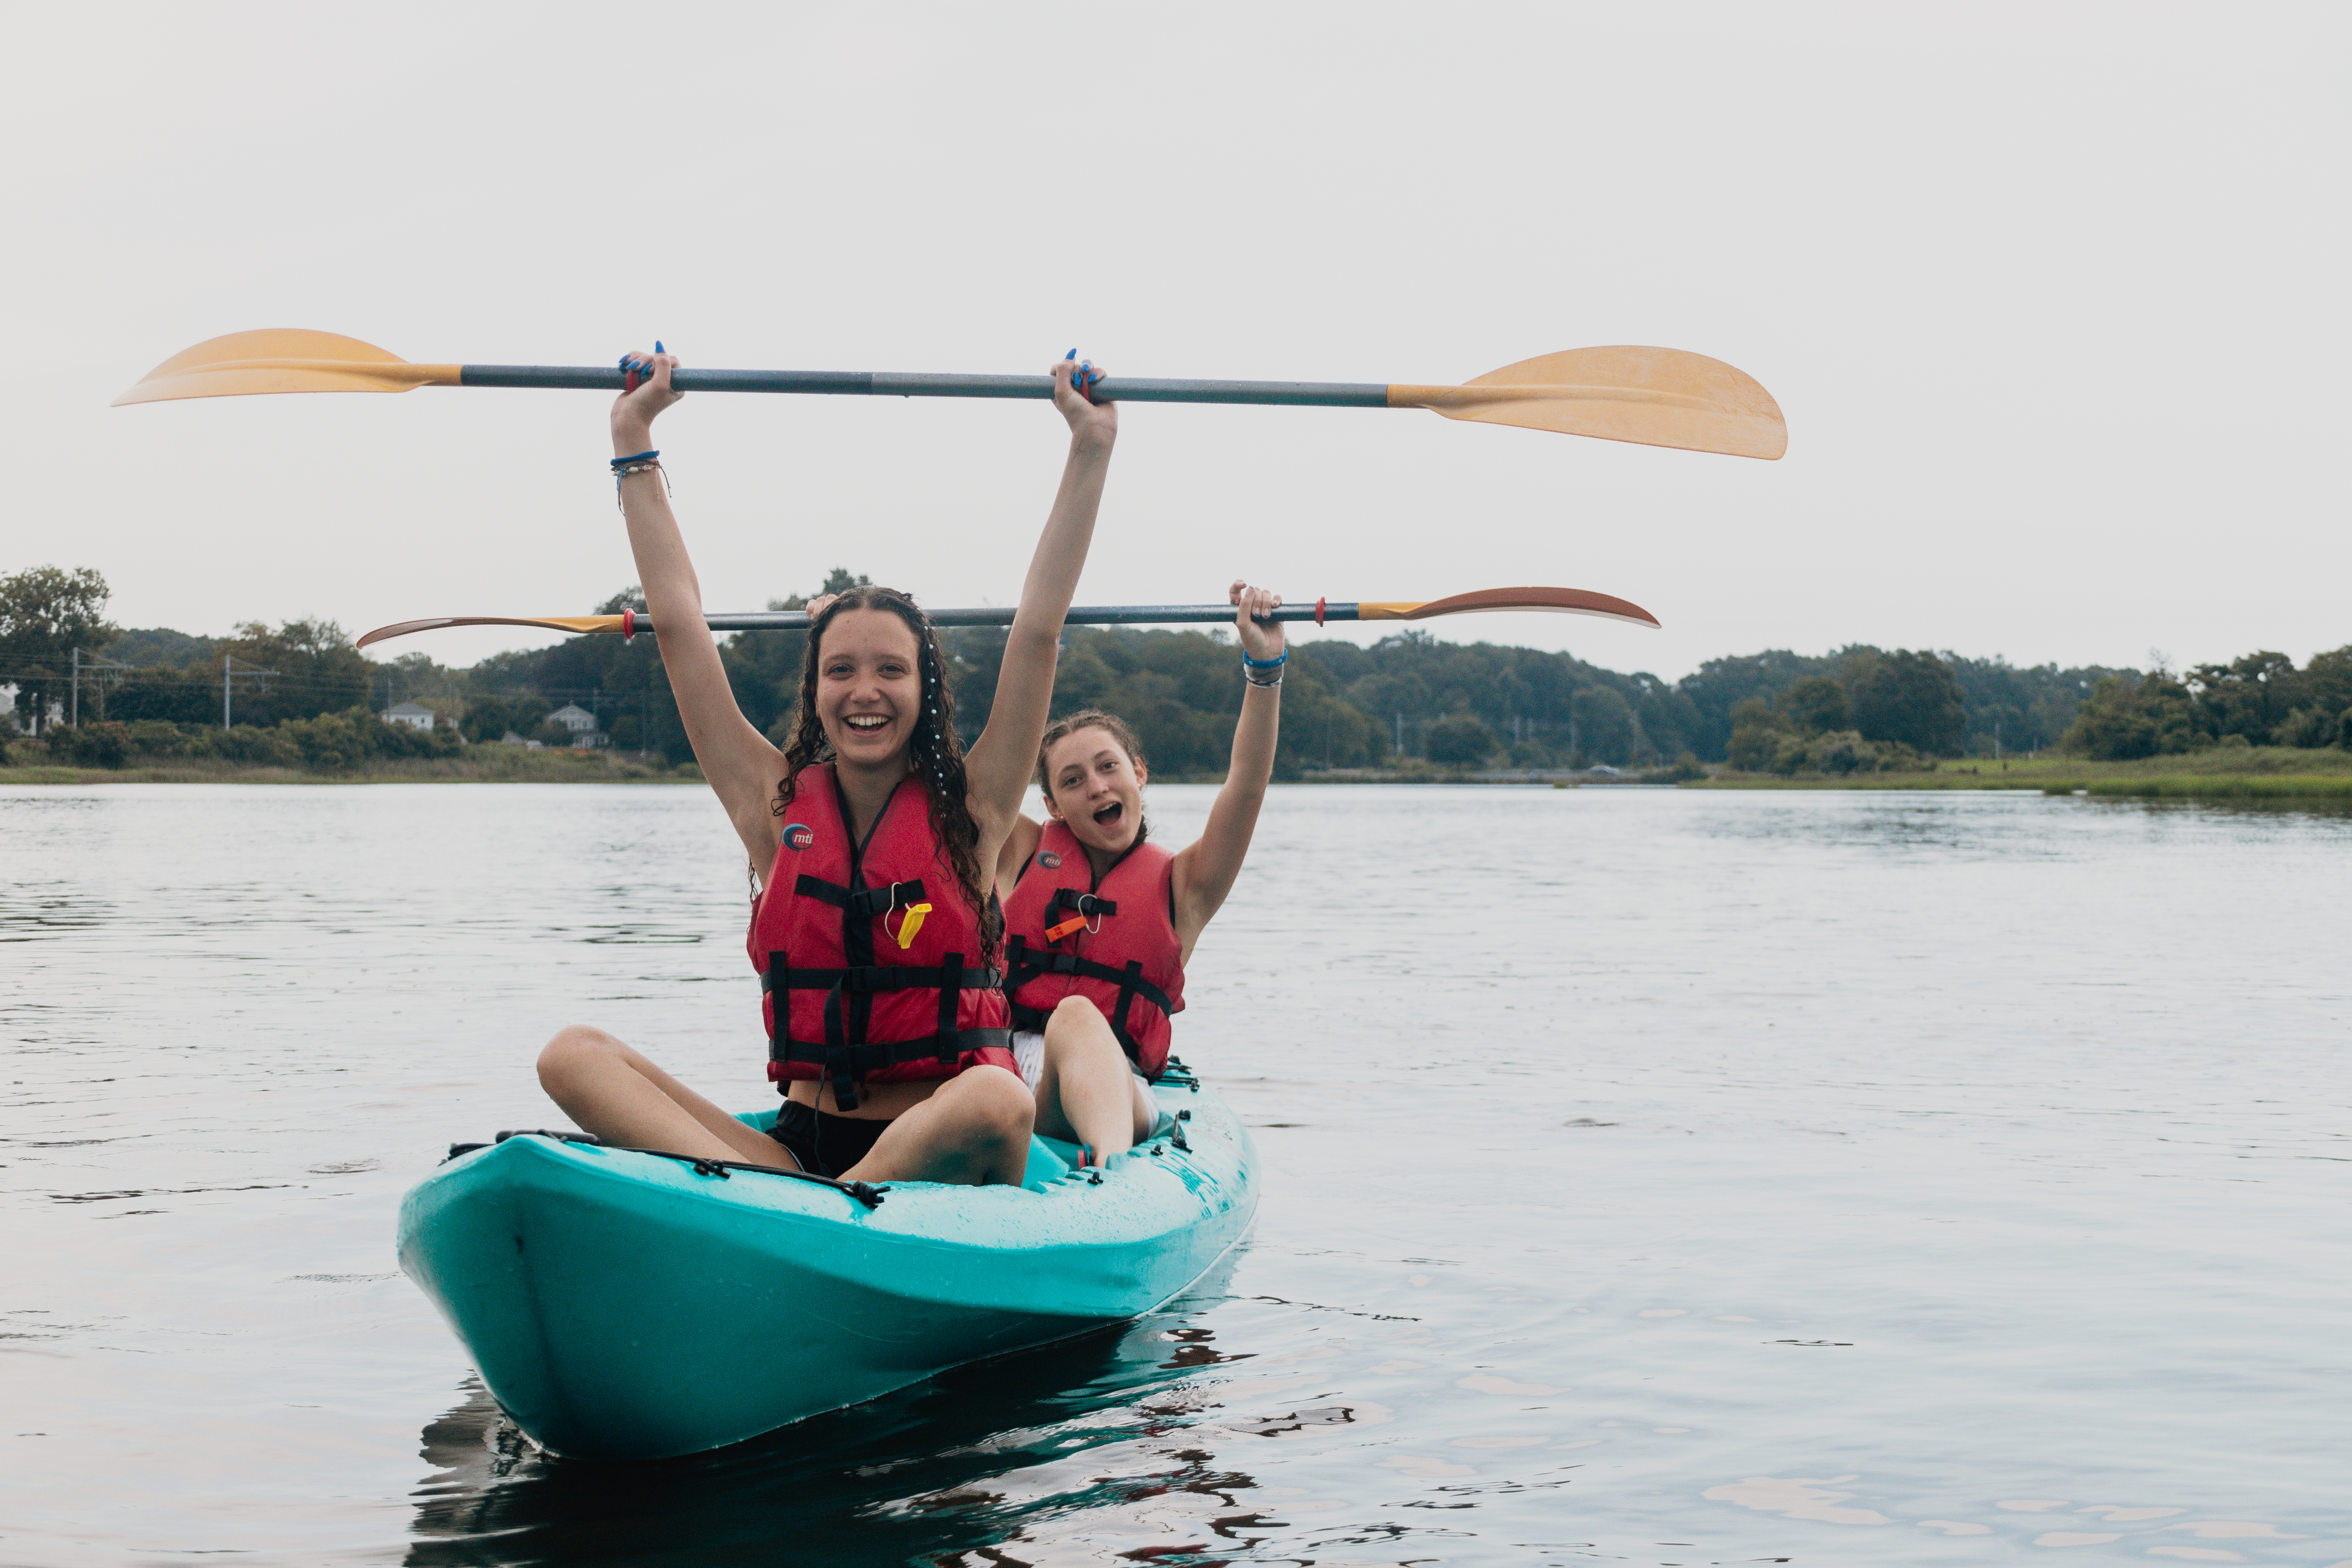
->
[1356, 586, 1660, 629]
[1390, 347, 1786, 460]
[113, 329, 462, 406]
[356, 615, 626, 650]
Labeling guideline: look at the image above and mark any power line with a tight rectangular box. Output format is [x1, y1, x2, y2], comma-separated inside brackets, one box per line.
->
[221, 655, 278, 730]
[70, 647, 134, 726]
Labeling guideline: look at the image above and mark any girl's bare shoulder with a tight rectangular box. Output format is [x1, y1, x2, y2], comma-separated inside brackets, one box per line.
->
[995, 811, 1046, 887]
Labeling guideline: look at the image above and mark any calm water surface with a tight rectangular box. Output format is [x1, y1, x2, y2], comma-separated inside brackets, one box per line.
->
[2, 782, 2347, 1567]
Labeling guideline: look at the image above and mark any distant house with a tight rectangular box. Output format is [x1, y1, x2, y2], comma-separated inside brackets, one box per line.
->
[547, 704, 604, 748]
[2, 684, 65, 733]
[383, 701, 436, 731]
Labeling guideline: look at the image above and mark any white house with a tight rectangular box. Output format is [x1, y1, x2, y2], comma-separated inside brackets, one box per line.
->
[1, 684, 65, 733]
[383, 701, 436, 732]
[547, 704, 603, 748]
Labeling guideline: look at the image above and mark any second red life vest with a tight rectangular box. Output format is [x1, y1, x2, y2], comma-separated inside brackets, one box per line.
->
[1002, 818, 1185, 1080]
[750, 764, 1013, 1110]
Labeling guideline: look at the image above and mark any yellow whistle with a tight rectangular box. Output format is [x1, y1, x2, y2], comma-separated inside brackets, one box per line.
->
[893, 903, 932, 950]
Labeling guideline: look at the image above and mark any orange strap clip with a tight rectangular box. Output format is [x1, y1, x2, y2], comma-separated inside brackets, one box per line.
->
[1044, 913, 1089, 942]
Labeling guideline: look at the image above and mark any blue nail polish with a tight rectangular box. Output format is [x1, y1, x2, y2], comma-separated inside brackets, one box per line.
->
[655, 341, 664, 354]
[1065, 348, 1076, 359]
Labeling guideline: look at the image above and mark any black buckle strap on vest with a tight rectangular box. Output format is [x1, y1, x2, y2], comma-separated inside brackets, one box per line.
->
[772, 1029, 1013, 1083]
[936, 952, 962, 1067]
[1003, 943, 1173, 1019]
[1049, 887, 1117, 920]
[764, 963, 1004, 996]
[822, 976, 856, 1111]
[761, 952, 870, 1111]
[793, 874, 928, 920]
[1002, 934, 1174, 1068]
[1110, 957, 1148, 1064]
[764, 946, 1005, 1113]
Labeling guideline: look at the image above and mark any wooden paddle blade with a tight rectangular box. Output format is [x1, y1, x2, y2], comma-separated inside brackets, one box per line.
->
[356, 614, 627, 650]
[1356, 586, 1661, 629]
[113, 329, 462, 405]
[1389, 347, 1786, 459]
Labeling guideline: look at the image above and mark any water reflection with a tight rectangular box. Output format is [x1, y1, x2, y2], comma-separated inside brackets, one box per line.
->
[10, 784, 2352, 1566]
[408, 1278, 1240, 1568]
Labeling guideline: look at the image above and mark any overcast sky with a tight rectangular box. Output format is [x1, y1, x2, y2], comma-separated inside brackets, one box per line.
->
[5, 2, 2343, 681]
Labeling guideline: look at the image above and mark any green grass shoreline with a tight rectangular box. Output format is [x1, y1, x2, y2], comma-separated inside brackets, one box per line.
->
[1687, 746, 2352, 799]
[9, 746, 2351, 801]
[1690, 773, 2352, 799]
[0, 752, 702, 787]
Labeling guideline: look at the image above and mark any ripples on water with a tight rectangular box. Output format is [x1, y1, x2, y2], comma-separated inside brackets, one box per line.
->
[2, 783, 2347, 1566]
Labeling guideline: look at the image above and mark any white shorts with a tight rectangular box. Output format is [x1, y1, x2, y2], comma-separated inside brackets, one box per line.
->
[1012, 1030, 1157, 1122]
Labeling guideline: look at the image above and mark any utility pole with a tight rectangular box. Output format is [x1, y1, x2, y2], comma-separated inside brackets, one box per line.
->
[71, 648, 132, 726]
[222, 655, 276, 729]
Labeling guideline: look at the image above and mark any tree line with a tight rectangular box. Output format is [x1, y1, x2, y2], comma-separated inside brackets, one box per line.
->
[7, 563, 2347, 773]
[2058, 651, 2352, 759]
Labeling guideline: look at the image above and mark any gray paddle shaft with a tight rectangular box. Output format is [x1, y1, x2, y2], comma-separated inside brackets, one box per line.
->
[649, 604, 1359, 633]
[458, 365, 1390, 407]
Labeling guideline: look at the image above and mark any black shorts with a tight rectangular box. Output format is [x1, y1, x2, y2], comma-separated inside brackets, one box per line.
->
[769, 1100, 891, 1179]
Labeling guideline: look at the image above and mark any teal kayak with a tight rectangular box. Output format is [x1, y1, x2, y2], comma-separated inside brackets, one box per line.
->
[396, 1067, 1256, 1460]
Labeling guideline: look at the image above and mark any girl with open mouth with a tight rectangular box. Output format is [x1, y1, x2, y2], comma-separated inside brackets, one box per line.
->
[535, 345, 1120, 1186]
[993, 579, 1287, 1163]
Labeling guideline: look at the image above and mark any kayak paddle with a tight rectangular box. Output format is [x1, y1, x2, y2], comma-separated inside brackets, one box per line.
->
[116, 330, 1786, 460]
[354, 586, 1660, 650]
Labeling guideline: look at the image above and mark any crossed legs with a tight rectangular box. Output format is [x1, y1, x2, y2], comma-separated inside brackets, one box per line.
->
[535, 1026, 1033, 1185]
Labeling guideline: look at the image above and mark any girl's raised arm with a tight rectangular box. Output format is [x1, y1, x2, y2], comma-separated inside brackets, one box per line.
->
[611, 349, 787, 864]
[961, 358, 1119, 839]
[1171, 581, 1285, 949]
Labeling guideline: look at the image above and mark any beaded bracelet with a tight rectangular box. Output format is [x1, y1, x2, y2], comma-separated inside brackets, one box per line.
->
[612, 453, 670, 510]
[1244, 668, 1284, 688]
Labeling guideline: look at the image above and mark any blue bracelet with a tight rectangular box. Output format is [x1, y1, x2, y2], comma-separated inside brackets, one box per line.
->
[1242, 648, 1288, 670]
[610, 450, 659, 470]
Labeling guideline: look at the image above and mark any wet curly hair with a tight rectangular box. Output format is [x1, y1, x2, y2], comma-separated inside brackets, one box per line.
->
[773, 586, 997, 953]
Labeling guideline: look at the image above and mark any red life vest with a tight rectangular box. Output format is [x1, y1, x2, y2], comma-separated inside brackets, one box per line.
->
[1002, 818, 1185, 1080]
[750, 764, 1013, 1110]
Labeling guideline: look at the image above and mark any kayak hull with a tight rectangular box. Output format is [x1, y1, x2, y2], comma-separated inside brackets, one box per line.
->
[397, 1078, 1255, 1460]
